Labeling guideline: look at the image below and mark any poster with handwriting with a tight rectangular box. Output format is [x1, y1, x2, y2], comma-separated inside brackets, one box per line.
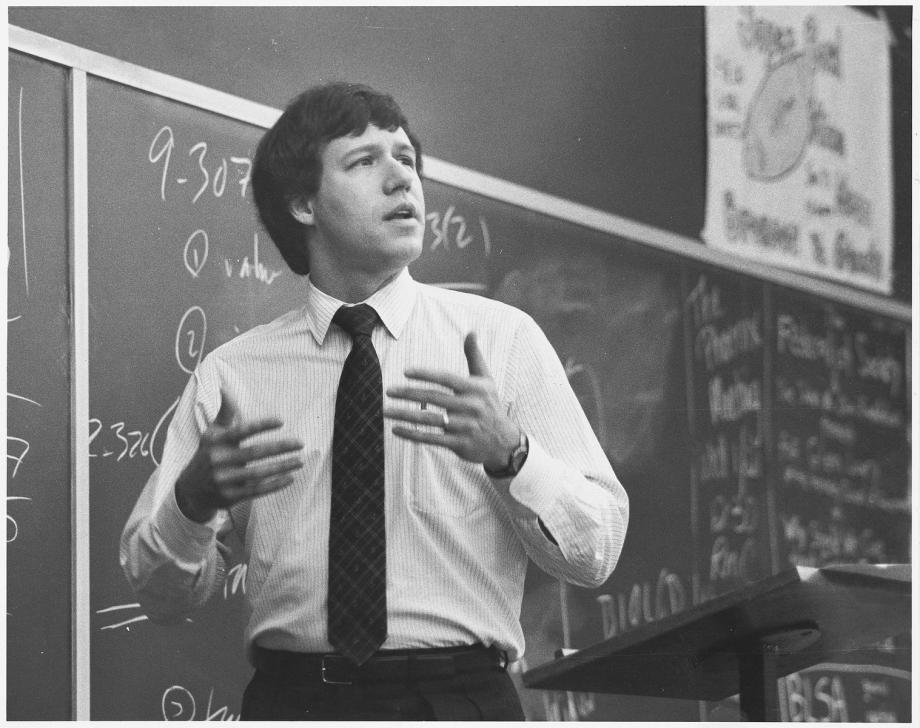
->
[702, 6, 893, 294]
[6, 52, 73, 720]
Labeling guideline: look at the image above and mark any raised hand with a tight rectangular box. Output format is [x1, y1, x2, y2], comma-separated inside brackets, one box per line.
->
[384, 332, 520, 471]
[174, 391, 304, 523]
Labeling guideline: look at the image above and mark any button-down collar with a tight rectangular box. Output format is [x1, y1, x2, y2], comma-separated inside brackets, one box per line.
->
[304, 268, 417, 345]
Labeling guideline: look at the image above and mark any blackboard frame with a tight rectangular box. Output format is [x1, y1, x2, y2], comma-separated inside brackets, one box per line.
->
[7, 23, 910, 721]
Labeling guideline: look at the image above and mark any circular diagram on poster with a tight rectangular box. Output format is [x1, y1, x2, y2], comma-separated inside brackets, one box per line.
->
[742, 53, 813, 181]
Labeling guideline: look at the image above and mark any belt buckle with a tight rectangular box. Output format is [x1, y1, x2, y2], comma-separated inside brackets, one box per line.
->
[321, 655, 353, 685]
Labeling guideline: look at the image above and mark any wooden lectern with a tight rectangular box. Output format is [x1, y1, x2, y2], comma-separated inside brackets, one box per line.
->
[522, 564, 910, 721]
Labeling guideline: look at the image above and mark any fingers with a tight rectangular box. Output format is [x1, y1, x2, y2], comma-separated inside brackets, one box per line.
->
[399, 333, 490, 391]
[385, 386, 478, 414]
[214, 454, 304, 488]
[391, 424, 463, 450]
[217, 472, 298, 506]
[205, 416, 286, 446]
[216, 437, 305, 467]
[211, 455, 303, 505]
[383, 405, 468, 431]
[464, 332, 491, 378]
[401, 368, 475, 393]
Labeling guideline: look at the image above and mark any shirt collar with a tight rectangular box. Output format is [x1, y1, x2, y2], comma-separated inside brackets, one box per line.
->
[304, 268, 417, 345]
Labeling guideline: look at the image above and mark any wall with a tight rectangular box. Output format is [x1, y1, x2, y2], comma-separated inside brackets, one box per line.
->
[6, 5, 712, 244]
[8, 6, 911, 302]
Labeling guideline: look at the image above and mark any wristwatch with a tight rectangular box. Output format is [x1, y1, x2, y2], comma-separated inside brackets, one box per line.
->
[484, 430, 529, 478]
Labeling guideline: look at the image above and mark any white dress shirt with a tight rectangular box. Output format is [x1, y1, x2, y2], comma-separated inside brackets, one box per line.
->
[120, 269, 628, 662]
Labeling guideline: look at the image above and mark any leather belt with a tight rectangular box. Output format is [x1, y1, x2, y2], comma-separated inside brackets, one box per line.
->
[252, 643, 508, 686]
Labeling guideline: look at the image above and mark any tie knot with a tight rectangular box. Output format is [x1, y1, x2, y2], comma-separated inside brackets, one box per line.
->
[333, 304, 379, 339]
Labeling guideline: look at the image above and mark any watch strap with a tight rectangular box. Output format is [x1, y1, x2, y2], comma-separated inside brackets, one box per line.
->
[484, 431, 528, 478]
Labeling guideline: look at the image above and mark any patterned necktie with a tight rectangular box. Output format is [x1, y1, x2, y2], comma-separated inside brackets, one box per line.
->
[327, 303, 387, 665]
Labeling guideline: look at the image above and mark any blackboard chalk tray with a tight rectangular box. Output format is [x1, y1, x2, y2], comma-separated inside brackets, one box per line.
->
[522, 564, 910, 705]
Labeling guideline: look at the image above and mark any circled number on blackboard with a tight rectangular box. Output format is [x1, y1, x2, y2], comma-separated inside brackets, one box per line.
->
[161, 684, 238, 721]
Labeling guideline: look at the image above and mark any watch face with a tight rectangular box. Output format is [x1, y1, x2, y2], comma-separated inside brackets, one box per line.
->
[511, 435, 529, 474]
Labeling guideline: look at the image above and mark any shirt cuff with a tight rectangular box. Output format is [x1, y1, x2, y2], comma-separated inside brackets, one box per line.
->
[506, 436, 564, 517]
[151, 487, 223, 565]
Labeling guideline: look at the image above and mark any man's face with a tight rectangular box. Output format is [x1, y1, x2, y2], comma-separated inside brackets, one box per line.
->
[304, 124, 425, 279]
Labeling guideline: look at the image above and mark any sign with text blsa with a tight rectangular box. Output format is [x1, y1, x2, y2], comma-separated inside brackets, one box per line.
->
[702, 6, 893, 294]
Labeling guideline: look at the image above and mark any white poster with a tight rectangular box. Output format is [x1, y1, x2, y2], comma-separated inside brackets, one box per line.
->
[703, 6, 893, 294]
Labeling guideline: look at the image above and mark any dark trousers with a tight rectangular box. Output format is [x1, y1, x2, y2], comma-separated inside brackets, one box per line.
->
[241, 644, 526, 721]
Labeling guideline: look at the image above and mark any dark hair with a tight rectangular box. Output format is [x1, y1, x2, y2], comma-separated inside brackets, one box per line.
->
[252, 82, 423, 275]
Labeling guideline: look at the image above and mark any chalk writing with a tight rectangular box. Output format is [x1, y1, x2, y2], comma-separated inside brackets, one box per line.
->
[773, 296, 908, 574]
[780, 511, 887, 567]
[7, 392, 40, 479]
[596, 568, 688, 639]
[708, 374, 762, 425]
[854, 333, 902, 396]
[88, 397, 179, 467]
[425, 206, 491, 256]
[686, 274, 725, 328]
[223, 234, 283, 285]
[541, 689, 596, 721]
[780, 671, 849, 722]
[184, 229, 209, 278]
[148, 125, 252, 204]
[686, 273, 768, 598]
[16, 86, 29, 295]
[695, 316, 762, 372]
[859, 675, 899, 722]
[6, 435, 30, 479]
[175, 306, 207, 375]
[96, 601, 193, 631]
[97, 603, 149, 631]
[776, 314, 850, 370]
[698, 419, 762, 485]
[6, 496, 32, 544]
[709, 534, 759, 583]
[775, 375, 904, 429]
[162, 684, 239, 721]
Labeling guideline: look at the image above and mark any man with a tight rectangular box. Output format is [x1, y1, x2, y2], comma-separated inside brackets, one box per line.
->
[121, 82, 629, 720]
